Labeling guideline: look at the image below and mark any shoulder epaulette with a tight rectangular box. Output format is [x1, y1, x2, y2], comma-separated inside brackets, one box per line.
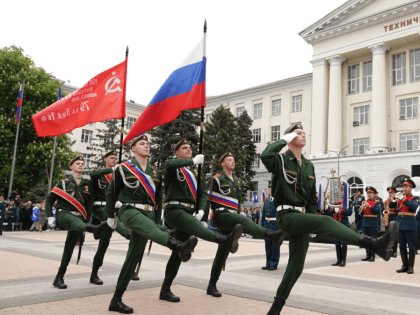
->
[213, 174, 221, 179]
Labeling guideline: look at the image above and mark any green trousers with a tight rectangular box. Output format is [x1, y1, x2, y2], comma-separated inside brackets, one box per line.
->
[210, 210, 266, 279]
[163, 206, 219, 281]
[275, 210, 360, 301]
[116, 206, 169, 289]
[92, 206, 129, 269]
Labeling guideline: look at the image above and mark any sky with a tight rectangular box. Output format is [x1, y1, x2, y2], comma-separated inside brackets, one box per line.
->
[2, 0, 348, 105]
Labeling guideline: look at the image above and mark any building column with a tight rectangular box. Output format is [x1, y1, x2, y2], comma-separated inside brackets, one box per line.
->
[326, 55, 346, 152]
[310, 58, 329, 157]
[368, 43, 390, 153]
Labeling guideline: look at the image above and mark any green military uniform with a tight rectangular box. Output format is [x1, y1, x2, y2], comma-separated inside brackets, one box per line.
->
[260, 125, 399, 315]
[89, 167, 129, 275]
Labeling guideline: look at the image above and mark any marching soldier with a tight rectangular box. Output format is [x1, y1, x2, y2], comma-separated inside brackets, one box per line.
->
[260, 124, 399, 315]
[0, 194, 6, 235]
[45, 156, 108, 289]
[159, 140, 243, 303]
[390, 178, 420, 274]
[88, 151, 131, 285]
[353, 189, 364, 231]
[360, 186, 382, 262]
[384, 186, 399, 258]
[106, 135, 198, 314]
[206, 153, 283, 297]
[261, 182, 281, 270]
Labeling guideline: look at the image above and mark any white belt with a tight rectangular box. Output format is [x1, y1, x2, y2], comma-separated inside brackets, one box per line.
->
[215, 207, 236, 213]
[125, 203, 155, 211]
[276, 205, 304, 212]
[166, 201, 195, 209]
[94, 201, 106, 206]
[58, 209, 82, 217]
[266, 217, 277, 222]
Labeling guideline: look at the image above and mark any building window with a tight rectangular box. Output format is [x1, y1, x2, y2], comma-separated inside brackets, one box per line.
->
[410, 48, 420, 82]
[400, 98, 418, 120]
[347, 177, 364, 196]
[237, 107, 245, 118]
[272, 99, 281, 116]
[363, 61, 372, 92]
[292, 95, 302, 112]
[400, 132, 419, 151]
[81, 129, 93, 143]
[354, 105, 370, 125]
[393, 52, 406, 86]
[271, 125, 280, 142]
[348, 64, 360, 94]
[127, 117, 136, 129]
[353, 138, 370, 155]
[82, 154, 91, 169]
[252, 129, 261, 143]
[254, 103, 262, 119]
[205, 113, 212, 123]
[249, 182, 258, 201]
[252, 154, 260, 169]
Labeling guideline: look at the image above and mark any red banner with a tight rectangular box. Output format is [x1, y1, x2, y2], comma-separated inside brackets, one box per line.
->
[32, 60, 127, 137]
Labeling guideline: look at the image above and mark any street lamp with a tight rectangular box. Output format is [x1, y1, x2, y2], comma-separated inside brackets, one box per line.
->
[321, 145, 349, 176]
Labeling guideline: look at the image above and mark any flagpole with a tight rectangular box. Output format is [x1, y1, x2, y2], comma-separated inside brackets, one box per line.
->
[119, 46, 128, 164]
[8, 80, 25, 198]
[195, 20, 207, 214]
[48, 86, 62, 193]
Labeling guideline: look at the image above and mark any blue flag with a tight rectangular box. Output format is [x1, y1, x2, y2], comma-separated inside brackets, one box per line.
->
[253, 191, 258, 203]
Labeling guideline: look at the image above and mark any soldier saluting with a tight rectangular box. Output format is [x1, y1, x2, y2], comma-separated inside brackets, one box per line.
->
[260, 124, 399, 315]
[88, 150, 131, 286]
[207, 153, 284, 297]
[45, 156, 108, 289]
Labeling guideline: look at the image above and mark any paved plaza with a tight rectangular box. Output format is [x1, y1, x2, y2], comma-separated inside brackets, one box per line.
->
[1, 231, 420, 314]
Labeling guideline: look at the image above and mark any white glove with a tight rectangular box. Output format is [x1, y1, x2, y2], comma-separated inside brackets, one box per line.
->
[115, 201, 123, 208]
[193, 210, 204, 221]
[192, 154, 204, 165]
[398, 194, 405, 200]
[201, 221, 209, 228]
[309, 234, 316, 238]
[47, 217, 55, 228]
[280, 132, 297, 144]
[334, 208, 339, 213]
[107, 218, 117, 229]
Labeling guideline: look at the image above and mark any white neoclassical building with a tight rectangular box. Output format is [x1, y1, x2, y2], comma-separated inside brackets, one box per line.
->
[206, 0, 420, 206]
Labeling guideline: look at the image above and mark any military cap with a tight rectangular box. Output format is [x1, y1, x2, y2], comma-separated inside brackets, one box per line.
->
[356, 188, 363, 193]
[175, 139, 190, 151]
[402, 178, 416, 188]
[103, 150, 116, 159]
[268, 181, 272, 188]
[365, 186, 377, 194]
[284, 123, 303, 135]
[69, 156, 83, 167]
[0, 194, 5, 198]
[387, 186, 397, 193]
[131, 134, 148, 147]
[219, 152, 234, 165]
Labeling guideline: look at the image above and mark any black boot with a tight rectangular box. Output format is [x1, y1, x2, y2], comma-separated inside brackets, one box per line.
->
[215, 224, 243, 254]
[369, 252, 375, 262]
[165, 228, 175, 236]
[52, 267, 67, 289]
[159, 278, 180, 302]
[131, 273, 139, 281]
[265, 229, 285, 247]
[407, 249, 415, 274]
[267, 297, 285, 315]
[331, 245, 342, 266]
[207, 276, 222, 297]
[339, 246, 347, 267]
[361, 250, 371, 261]
[392, 240, 398, 258]
[109, 286, 133, 314]
[396, 248, 408, 273]
[90, 265, 103, 285]
[357, 221, 399, 261]
[167, 236, 198, 262]
[86, 221, 109, 240]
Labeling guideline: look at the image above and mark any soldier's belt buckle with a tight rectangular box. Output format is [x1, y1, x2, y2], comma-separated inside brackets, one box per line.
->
[71, 211, 80, 216]
[144, 205, 150, 211]
[302, 207, 306, 213]
[187, 203, 191, 208]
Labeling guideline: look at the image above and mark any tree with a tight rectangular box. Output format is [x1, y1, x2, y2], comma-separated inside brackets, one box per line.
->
[149, 109, 200, 169]
[0, 46, 77, 198]
[26, 182, 49, 203]
[86, 119, 132, 168]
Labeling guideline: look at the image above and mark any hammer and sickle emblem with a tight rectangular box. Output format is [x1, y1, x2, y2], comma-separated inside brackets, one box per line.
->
[105, 76, 122, 95]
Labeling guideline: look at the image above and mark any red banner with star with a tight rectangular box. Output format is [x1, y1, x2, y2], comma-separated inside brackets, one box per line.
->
[32, 60, 127, 137]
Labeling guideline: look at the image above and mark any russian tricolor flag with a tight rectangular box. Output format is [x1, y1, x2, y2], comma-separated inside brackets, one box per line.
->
[15, 83, 23, 124]
[262, 190, 266, 202]
[123, 39, 206, 145]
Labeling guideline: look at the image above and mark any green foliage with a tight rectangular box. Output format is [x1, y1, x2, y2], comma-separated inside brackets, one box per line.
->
[0, 45, 77, 198]
[26, 181, 49, 203]
[86, 119, 132, 168]
[149, 109, 200, 169]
